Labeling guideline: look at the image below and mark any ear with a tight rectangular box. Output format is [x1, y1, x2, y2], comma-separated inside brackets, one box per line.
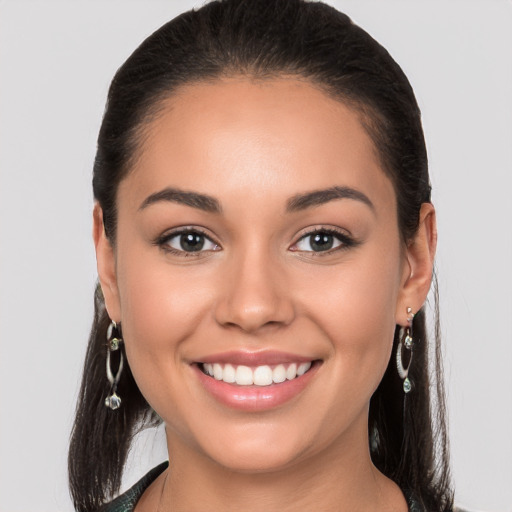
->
[396, 203, 437, 325]
[93, 203, 121, 322]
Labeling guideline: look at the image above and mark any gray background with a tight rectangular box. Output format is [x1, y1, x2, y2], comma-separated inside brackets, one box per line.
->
[1, 1, 511, 511]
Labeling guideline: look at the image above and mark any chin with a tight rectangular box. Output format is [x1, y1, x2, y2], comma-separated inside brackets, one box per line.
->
[207, 444, 306, 475]
[187, 419, 319, 475]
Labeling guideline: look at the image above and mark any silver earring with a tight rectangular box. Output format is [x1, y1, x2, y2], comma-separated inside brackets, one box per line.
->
[105, 321, 124, 410]
[396, 307, 414, 394]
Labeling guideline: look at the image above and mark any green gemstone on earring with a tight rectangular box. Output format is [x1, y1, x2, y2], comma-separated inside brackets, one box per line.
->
[403, 378, 412, 393]
[110, 338, 121, 351]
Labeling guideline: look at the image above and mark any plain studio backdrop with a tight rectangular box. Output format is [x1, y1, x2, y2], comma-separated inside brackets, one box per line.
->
[0, 1, 511, 511]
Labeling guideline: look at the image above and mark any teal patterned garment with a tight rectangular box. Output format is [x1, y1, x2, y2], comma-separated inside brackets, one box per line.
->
[98, 462, 463, 512]
[99, 462, 168, 512]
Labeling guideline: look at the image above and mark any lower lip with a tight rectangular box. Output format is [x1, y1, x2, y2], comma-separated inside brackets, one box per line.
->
[193, 362, 320, 412]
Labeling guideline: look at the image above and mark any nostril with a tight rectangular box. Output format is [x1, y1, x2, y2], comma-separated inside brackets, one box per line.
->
[215, 297, 295, 333]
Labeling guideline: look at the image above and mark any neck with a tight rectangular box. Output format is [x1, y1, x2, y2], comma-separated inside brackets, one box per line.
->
[148, 417, 407, 512]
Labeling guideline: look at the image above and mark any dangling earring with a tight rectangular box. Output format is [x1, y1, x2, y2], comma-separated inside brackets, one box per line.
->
[396, 307, 414, 394]
[105, 320, 124, 410]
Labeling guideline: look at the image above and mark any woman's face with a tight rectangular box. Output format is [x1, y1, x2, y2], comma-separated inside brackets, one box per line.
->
[96, 78, 423, 473]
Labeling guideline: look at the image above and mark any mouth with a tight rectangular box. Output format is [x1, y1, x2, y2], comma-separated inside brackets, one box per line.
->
[199, 361, 314, 386]
[192, 354, 322, 411]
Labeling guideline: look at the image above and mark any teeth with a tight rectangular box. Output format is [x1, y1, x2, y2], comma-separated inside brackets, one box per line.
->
[235, 365, 253, 385]
[273, 364, 286, 383]
[223, 363, 236, 383]
[254, 365, 273, 386]
[286, 363, 297, 380]
[297, 362, 311, 376]
[201, 361, 312, 386]
[213, 363, 223, 380]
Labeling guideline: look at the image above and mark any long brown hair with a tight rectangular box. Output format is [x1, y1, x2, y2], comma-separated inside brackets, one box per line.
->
[69, 1, 452, 510]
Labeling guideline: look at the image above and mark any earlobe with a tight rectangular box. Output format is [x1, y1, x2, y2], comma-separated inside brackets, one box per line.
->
[93, 204, 121, 322]
[396, 203, 437, 325]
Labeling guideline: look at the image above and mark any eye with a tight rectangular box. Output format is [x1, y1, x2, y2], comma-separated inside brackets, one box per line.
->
[291, 228, 355, 253]
[157, 229, 220, 255]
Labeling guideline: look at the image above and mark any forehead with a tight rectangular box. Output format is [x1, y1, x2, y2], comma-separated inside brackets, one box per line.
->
[122, 77, 395, 212]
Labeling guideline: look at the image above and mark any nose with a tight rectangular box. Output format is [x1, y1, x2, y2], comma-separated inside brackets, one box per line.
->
[214, 247, 295, 333]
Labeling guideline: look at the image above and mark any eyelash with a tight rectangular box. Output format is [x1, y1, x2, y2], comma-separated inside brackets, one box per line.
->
[291, 227, 358, 256]
[154, 227, 219, 257]
[154, 226, 358, 257]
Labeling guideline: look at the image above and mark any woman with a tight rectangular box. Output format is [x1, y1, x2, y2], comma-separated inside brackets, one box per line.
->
[68, 0, 454, 510]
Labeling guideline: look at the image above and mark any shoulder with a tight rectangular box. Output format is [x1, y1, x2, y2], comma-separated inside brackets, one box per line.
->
[99, 462, 169, 512]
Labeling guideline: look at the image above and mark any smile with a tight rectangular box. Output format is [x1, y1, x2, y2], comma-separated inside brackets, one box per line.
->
[193, 353, 321, 411]
[201, 362, 312, 386]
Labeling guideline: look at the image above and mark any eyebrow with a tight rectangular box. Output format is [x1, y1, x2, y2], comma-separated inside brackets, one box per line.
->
[139, 185, 374, 215]
[286, 186, 375, 213]
[139, 187, 222, 213]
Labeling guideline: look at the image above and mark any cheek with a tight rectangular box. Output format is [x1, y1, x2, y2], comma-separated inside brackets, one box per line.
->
[113, 247, 215, 393]
[116, 232, 217, 325]
[301, 245, 402, 390]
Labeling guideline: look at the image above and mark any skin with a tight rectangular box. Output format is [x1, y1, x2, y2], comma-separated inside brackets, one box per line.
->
[94, 77, 436, 511]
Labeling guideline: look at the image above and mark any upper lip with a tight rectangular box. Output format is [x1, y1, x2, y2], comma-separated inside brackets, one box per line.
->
[195, 350, 317, 366]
